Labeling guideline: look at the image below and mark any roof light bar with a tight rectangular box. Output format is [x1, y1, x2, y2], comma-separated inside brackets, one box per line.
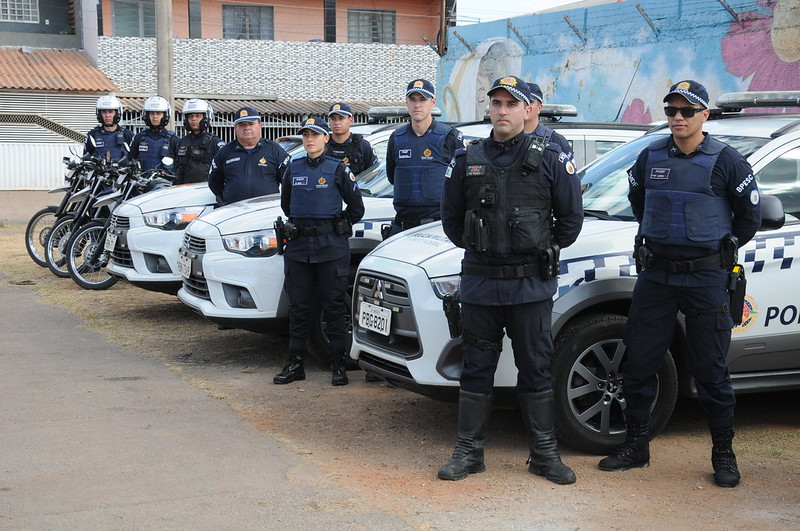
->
[367, 106, 442, 122]
[716, 91, 800, 111]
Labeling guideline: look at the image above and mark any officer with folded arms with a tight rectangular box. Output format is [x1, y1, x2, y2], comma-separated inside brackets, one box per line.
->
[326, 102, 378, 176]
[174, 98, 224, 185]
[386, 78, 463, 236]
[208, 107, 290, 205]
[598, 80, 761, 488]
[274, 117, 365, 387]
[439, 76, 583, 484]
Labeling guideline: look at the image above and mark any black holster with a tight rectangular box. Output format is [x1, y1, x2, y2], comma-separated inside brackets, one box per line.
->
[334, 211, 353, 236]
[539, 244, 560, 280]
[633, 234, 653, 273]
[274, 216, 286, 255]
[443, 294, 462, 338]
[463, 210, 488, 252]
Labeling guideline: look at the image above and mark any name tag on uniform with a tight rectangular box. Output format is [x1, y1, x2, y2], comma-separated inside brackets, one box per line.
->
[398, 149, 412, 159]
[292, 176, 308, 186]
[467, 165, 486, 176]
[139, 144, 149, 152]
[650, 168, 670, 180]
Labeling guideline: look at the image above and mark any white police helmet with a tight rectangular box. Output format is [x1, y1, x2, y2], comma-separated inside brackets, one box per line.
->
[96, 94, 123, 125]
[141, 95, 171, 127]
[181, 98, 214, 131]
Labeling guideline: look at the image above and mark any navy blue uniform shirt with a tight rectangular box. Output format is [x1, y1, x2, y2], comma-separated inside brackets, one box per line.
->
[208, 138, 290, 205]
[442, 131, 583, 305]
[130, 127, 179, 171]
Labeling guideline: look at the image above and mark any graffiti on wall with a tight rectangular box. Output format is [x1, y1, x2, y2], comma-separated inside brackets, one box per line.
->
[439, 0, 800, 123]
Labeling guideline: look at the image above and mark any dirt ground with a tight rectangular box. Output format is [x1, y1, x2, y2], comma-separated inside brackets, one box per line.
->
[2, 222, 799, 530]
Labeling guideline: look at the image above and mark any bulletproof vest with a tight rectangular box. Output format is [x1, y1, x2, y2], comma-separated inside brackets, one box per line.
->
[289, 156, 343, 219]
[87, 126, 130, 162]
[463, 136, 553, 257]
[392, 122, 451, 207]
[326, 134, 365, 175]
[641, 136, 732, 250]
[176, 132, 215, 184]
[137, 129, 175, 171]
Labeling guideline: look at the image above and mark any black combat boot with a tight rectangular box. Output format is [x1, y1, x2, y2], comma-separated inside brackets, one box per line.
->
[519, 390, 576, 485]
[711, 427, 740, 488]
[273, 350, 305, 384]
[598, 417, 650, 471]
[331, 349, 348, 386]
[438, 391, 493, 481]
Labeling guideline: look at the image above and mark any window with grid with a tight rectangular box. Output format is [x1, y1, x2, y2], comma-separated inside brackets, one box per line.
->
[111, 0, 155, 37]
[222, 4, 274, 40]
[0, 0, 39, 23]
[348, 8, 395, 44]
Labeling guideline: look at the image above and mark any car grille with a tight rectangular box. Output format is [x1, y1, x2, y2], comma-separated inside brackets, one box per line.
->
[110, 249, 133, 267]
[182, 276, 210, 300]
[110, 214, 129, 230]
[182, 234, 206, 254]
[353, 271, 420, 359]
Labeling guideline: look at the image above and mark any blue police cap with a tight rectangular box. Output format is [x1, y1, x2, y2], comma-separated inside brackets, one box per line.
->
[297, 117, 330, 135]
[405, 79, 436, 99]
[663, 80, 710, 109]
[328, 102, 353, 117]
[234, 107, 260, 124]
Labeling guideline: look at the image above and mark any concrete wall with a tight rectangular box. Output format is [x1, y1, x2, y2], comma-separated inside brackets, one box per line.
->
[437, 0, 800, 122]
[98, 36, 439, 101]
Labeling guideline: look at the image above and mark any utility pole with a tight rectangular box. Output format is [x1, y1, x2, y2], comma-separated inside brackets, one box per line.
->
[155, 0, 175, 130]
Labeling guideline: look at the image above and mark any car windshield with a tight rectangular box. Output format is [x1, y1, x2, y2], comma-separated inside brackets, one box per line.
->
[581, 132, 771, 220]
[356, 162, 393, 198]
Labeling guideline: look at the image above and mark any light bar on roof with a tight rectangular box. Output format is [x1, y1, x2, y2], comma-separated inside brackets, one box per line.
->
[541, 104, 578, 117]
[716, 91, 800, 110]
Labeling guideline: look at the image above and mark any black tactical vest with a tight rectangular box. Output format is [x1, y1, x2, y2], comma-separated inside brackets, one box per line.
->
[463, 136, 552, 257]
[176, 132, 216, 184]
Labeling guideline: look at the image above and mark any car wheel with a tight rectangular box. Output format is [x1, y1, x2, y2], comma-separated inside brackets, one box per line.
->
[552, 313, 678, 455]
[307, 293, 354, 366]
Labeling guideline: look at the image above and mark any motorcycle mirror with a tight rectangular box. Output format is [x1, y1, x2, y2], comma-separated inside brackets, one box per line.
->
[161, 156, 174, 167]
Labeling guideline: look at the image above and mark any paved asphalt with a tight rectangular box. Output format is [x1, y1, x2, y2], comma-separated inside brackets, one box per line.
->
[0, 273, 408, 528]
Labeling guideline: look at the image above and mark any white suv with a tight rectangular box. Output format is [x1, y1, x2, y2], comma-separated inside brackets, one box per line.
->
[350, 91, 800, 454]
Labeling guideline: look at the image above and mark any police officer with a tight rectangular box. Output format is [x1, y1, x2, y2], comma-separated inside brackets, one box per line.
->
[523, 82, 576, 170]
[130, 95, 179, 172]
[208, 107, 290, 205]
[84, 94, 134, 162]
[438, 76, 583, 484]
[386, 79, 463, 236]
[175, 98, 224, 185]
[274, 117, 365, 387]
[326, 102, 378, 176]
[598, 80, 761, 488]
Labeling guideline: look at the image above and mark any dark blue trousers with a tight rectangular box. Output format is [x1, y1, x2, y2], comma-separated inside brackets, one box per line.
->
[460, 299, 554, 395]
[283, 254, 350, 352]
[623, 276, 736, 429]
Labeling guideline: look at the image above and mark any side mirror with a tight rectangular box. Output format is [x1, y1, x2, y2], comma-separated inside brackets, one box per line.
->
[759, 194, 785, 231]
[161, 156, 174, 167]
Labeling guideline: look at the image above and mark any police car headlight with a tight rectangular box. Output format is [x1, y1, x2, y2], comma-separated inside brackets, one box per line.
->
[144, 206, 205, 230]
[431, 275, 461, 299]
[222, 229, 279, 257]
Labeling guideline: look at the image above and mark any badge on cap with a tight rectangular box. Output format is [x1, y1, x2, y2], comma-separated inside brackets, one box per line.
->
[306, 118, 315, 125]
[499, 76, 518, 87]
[332, 104, 341, 111]
[413, 80, 424, 88]
[676, 81, 692, 90]
[240, 109, 249, 117]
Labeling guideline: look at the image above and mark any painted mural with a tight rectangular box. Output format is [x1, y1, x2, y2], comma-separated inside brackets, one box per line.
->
[438, 0, 800, 123]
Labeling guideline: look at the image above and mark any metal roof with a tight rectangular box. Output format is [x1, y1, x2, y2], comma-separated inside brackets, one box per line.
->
[117, 96, 396, 116]
[0, 47, 119, 93]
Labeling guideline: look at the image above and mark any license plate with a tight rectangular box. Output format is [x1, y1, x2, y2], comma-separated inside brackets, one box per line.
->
[359, 301, 391, 336]
[104, 232, 117, 251]
[177, 254, 192, 278]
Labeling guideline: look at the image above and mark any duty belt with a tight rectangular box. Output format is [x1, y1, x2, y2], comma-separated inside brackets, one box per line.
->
[651, 253, 721, 274]
[296, 220, 336, 236]
[395, 216, 440, 229]
[461, 261, 540, 279]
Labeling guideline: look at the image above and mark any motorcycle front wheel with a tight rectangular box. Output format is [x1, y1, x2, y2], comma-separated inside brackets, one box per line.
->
[45, 215, 76, 278]
[25, 206, 58, 267]
[66, 220, 118, 290]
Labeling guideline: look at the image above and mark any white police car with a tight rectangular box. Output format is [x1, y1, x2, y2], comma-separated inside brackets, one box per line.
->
[349, 91, 800, 454]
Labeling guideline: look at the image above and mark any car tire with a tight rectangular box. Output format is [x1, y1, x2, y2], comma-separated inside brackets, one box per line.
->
[307, 293, 355, 367]
[552, 313, 678, 455]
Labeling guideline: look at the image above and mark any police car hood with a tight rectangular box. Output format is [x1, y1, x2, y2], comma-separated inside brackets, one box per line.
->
[123, 182, 216, 213]
[369, 218, 638, 279]
[192, 193, 284, 235]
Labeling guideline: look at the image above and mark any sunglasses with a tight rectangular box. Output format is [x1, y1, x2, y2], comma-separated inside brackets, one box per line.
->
[664, 106, 706, 118]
